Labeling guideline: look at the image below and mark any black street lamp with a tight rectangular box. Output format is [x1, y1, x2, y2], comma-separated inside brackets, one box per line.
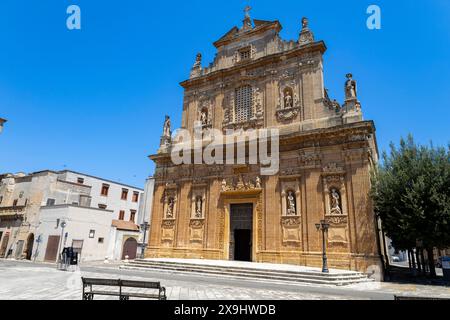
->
[139, 221, 149, 259]
[315, 219, 330, 273]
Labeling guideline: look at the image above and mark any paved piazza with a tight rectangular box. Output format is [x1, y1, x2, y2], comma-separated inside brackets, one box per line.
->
[0, 260, 449, 300]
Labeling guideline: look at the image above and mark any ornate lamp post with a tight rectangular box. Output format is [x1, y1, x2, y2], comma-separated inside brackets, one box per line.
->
[139, 221, 149, 259]
[315, 219, 330, 273]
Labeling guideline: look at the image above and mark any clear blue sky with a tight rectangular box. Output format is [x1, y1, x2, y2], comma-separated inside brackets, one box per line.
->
[1, 0, 449, 187]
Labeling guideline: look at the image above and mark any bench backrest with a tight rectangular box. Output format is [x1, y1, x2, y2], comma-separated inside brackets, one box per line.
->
[120, 280, 161, 289]
[82, 277, 121, 286]
[82, 277, 161, 290]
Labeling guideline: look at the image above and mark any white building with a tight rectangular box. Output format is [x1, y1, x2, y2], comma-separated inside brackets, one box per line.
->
[0, 170, 144, 262]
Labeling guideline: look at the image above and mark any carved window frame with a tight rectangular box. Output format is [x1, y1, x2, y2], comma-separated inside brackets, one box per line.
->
[223, 81, 264, 130]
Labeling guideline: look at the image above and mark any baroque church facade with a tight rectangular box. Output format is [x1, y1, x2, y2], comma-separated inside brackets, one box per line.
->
[146, 10, 382, 273]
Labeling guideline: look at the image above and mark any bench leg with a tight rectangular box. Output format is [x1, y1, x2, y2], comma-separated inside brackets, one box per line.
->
[83, 293, 94, 300]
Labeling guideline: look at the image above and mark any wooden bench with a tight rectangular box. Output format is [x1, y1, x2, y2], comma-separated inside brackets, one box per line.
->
[81, 277, 167, 300]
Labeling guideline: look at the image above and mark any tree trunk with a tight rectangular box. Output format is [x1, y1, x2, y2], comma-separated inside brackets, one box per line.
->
[408, 250, 412, 269]
[420, 249, 427, 275]
[411, 248, 417, 276]
[426, 247, 436, 278]
[415, 247, 422, 274]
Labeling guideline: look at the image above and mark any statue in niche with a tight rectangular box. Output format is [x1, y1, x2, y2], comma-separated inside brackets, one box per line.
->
[166, 197, 175, 218]
[330, 188, 342, 215]
[345, 73, 357, 100]
[162, 115, 171, 137]
[284, 88, 293, 109]
[287, 190, 296, 215]
[200, 108, 208, 126]
[195, 196, 202, 218]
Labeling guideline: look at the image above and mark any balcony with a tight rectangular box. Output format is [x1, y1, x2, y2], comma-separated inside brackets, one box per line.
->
[0, 205, 26, 219]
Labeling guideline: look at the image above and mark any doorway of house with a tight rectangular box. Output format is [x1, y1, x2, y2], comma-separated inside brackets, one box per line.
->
[229, 203, 253, 261]
[122, 237, 137, 260]
[25, 233, 34, 260]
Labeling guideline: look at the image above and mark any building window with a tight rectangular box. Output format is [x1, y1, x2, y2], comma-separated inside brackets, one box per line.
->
[12, 199, 18, 207]
[98, 204, 107, 210]
[101, 184, 109, 196]
[130, 210, 136, 223]
[77, 177, 84, 184]
[89, 230, 95, 238]
[98, 237, 104, 244]
[46, 198, 55, 206]
[121, 189, 128, 200]
[239, 47, 251, 61]
[235, 85, 253, 122]
[0, 196, 3, 204]
[132, 192, 139, 203]
[119, 210, 125, 220]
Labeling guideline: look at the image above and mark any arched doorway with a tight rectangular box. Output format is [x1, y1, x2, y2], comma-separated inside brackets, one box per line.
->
[25, 233, 34, 260]
[121, 237, 137, 260]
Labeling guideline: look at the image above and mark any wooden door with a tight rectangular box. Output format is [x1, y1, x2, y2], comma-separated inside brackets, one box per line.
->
[44, 235, 60, 262]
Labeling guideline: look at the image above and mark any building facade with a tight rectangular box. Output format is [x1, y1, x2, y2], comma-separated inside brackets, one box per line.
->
[146, 12, 382, 273]
[0, 170, 144, 262]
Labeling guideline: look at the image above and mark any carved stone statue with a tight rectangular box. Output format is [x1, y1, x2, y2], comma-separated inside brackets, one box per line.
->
[255, 176, 261, 189]
[163, 115, 171, 137]
[345, 73, 357, 100]
[200, 109, 208, 125]
[195, 196, 202, 217]
[330, 188, 342, 215]
[221, 179, 228, 191]
[166, 197, 175, 218]
[284, 90, 293, 109]
[193, 53, 202, 68]
[302, 17, 309, 29]
[287, 191, 296, 215]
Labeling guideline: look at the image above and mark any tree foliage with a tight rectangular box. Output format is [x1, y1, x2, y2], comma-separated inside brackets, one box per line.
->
[371, 135, 450, 252]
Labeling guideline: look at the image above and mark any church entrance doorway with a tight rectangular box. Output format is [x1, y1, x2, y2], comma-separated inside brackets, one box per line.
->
[229, 203, 253, 261]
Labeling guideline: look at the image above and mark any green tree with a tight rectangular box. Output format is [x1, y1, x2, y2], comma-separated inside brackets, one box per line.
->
[371, 135, 450, 277]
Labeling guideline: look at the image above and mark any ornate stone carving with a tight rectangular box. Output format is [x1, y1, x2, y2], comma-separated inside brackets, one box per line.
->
[281, 216, 301, 227]
[325, 215, 348, 225]
[298, 150, 321, 168]
[281, 216, 301, 243]
[221, 175, 262, 192]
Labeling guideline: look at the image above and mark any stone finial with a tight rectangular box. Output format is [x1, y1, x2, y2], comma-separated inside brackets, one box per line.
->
[298, 17, 314, 45]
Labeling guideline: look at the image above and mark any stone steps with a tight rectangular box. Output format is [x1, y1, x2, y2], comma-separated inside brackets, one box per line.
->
[120, 259, 372, 286]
